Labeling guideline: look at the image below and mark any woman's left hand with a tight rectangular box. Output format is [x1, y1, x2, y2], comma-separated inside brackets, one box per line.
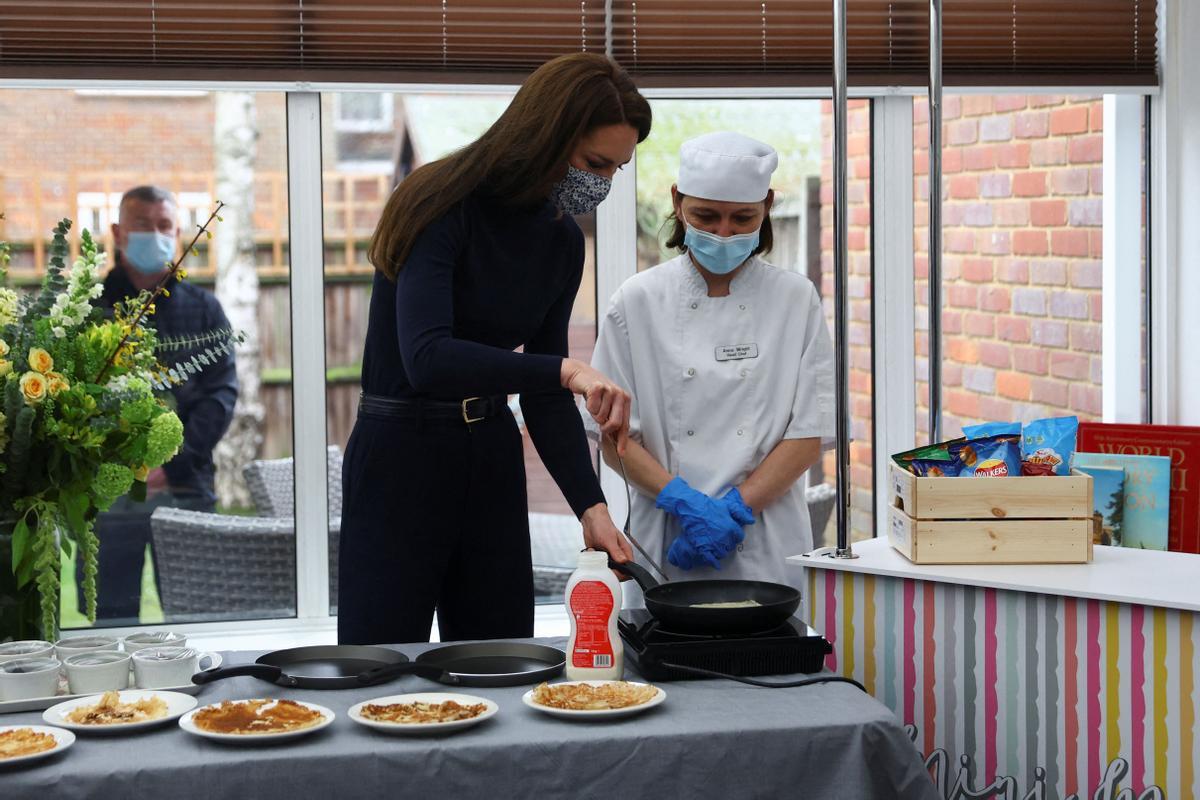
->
[580, 503, 635, 580]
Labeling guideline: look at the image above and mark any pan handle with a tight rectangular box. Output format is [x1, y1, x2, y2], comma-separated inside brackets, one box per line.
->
[356, 661, 461, 686]
[191, 663, 283, 685]
[608, 558, 660, 591]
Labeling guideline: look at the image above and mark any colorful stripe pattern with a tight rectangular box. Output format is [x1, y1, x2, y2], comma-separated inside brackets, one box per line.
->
[808, 568, 1200, 799]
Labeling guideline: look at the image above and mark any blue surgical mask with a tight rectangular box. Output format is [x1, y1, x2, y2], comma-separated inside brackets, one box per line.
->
[683, 222, 760, 275]
[550, 166, 612, 216]
[123, 231, 176, 275]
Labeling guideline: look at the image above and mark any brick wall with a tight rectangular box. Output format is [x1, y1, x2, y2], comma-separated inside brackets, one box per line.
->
[819, 94, 1110, 542]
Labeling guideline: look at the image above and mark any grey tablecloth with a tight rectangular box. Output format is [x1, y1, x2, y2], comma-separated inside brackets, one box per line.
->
[2, 638, 937, 800]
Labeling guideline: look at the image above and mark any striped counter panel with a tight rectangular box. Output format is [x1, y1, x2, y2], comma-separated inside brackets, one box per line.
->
[807, 569, 1198, 800]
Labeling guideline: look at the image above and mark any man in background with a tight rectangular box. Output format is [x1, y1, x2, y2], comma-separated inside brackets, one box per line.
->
[77, 185, 238, 624]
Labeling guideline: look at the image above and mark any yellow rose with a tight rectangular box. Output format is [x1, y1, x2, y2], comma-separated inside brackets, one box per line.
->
[0, 360, 11, 378]
[0, 339, 9, 358]
[28, 348, 53, 374]
[19, 371, 48, 404]
[47, 372, 70, 396]
[134, 465, 150, 482]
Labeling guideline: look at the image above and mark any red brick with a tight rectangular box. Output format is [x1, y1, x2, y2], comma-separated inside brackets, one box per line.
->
[1069, 135, 1103, 164]
[997, 260, 1030, 284]
[965, 312, 996, 337]
[1071, 260, 1102, 289]
[1031, 259, 1068, 285]
[963, 145, 996, 171]
[997, 142, 1031, 168]
[948, 119, 978, 146]
[1090, 166, 1104, 194]
[997, 315, 1031, 342]
[1069, 383, 1102, 417]
[1051, 168, 1090, 195]
[1070, 322, 1102, 353]
[1015, 111, 1050, 139]
[848, 132, 869, 157]
[1031, 377, 1070, 407]
[979, 341, 1011, 368]
[980, 287, 1012, 312]
[853, 157, 871, 179]
[1031, 139, 1068, 166]
[962, 258, 994, 282]
[995, 372, 1031, 400]
[1031, 200, 1068, 227]
[943, 95, 962, 120]
[942, 148, 963, 174]
[942, 310, 964, 334]
[995, 95, 1028, 113]
[947, 339, 979, 363]
[979, 396, 1016, 422]
[980, 174, 1012, 198]
[981, 231, 1012, 255]
[1031, 319, 1069, 347]
[1014, 346, 1051, 375]
[1014, 230, 1049, 256]
[994, 201, 1030, 227]
[1089, 102, 1105, 132]
[913, 149, 929, 176]
[948, 284, 979, 309]
[1014, 171, 1048, 197]
[1051, 229, 1090, 257]
[950, 175, 980, 199]
[946, 389, 981, 419]
[962, 96, 994, 117]
[1089, 228, 1104, 258]
[946, 229, 976, 253]
[913, 98, 929, 124]
[1050, 105, 1090, 135]
[1030, 95, 1066, 108]
[1050, 351, 1089, 380]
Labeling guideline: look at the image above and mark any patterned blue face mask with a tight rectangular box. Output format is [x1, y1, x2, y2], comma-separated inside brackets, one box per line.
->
[123, 231, 176, 275]
[550, 166, 612, 216]
[683, 222, 760, 275]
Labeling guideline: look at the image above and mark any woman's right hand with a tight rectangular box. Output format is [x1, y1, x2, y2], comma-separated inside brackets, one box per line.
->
[561, 358, 631, 455]
[580, 503, 635, 581]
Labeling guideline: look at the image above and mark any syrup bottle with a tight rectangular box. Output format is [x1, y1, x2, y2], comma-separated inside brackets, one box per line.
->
[564, 550, 623, 680]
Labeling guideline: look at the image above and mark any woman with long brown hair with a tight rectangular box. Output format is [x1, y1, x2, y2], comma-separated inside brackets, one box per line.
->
[339, 54, 651, 645]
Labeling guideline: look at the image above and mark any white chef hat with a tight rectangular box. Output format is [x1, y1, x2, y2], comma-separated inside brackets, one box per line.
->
[676, 131, 779, 203]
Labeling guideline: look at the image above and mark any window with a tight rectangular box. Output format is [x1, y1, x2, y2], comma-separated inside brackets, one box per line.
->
[0, 88, 294, 629]
[333, 93, 394, 133]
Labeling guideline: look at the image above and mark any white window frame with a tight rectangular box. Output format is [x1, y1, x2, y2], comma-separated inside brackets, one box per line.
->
[0, 75, 1172, 644]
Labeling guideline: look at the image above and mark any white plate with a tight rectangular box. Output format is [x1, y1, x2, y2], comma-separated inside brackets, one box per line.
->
[0, 725, 75, 767]
[521, 680, 666, 720]
[0, 652, 222, 716]
[178, 699, 334, 743]
[42, 690, 197, 734]
[348, 693, 499, 735]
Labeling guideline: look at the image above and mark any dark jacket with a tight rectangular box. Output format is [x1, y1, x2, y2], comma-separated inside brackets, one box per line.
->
[101, 263, 238, 503]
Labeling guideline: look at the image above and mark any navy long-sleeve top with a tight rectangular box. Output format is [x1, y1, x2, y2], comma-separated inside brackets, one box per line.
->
[360, 191, 606, 518]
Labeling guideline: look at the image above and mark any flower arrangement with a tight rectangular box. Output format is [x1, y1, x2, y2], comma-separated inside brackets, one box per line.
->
[0, 205, 236, 638]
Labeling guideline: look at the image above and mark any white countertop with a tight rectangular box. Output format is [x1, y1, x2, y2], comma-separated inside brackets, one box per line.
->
[790, 538, 1200, 613]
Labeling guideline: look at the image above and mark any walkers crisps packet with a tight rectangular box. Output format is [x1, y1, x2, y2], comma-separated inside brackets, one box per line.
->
[950, 433, 1023, 477]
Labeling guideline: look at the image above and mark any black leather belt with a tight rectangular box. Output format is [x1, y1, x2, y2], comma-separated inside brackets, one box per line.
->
[358, 393, 506, 424]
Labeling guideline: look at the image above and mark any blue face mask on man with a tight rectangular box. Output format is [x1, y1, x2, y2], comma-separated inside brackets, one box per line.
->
[683, 221, 760, 275]
[123, 231, 176, 275]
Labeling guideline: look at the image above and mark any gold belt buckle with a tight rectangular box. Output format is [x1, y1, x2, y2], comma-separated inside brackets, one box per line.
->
[461, 397, 484, 424]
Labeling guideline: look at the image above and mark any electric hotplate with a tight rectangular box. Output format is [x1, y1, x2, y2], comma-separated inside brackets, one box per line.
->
[618, 608, 832, 681]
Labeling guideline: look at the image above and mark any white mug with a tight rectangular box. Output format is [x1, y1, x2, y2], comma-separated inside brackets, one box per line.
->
[123, 631, 187, 654]
[0, 657, 62, 702]
[0, 639, 54, 665]
[54, 635, 120, 661]
[132, 647, 206, 689]
[63, 651, 131, 695]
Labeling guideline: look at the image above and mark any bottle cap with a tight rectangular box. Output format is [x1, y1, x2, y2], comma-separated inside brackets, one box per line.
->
[577, 550, 609, 568]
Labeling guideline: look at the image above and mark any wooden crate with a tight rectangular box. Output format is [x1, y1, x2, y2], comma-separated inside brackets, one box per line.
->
[888, 463, 1094, 564]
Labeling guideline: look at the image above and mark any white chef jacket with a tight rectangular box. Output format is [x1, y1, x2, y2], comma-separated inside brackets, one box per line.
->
[589, 253, 835, 604]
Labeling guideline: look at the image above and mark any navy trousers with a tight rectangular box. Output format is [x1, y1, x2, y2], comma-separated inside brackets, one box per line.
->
[336, 406, 534, 645]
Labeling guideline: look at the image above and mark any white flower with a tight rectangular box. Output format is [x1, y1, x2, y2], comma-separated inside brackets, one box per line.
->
[52, 326, 67, 339]
[0, 288, 17, 326]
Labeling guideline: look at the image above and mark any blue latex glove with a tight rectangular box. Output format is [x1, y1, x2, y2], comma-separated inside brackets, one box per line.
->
[720, 487, 756, 527]
[656, 477, 746, 570]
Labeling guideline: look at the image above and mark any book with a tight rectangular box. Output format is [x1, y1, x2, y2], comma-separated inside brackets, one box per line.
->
[1072, 452, 1170, 550]
[1077, 423, 1200, 554]
[1073, 465, 1125, 546]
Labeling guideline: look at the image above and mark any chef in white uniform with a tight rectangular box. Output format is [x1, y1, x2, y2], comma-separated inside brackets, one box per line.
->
[589, 131, 835, 603]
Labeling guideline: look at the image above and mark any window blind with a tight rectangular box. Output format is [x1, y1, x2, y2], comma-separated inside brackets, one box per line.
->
[0, 1, 1158, 86]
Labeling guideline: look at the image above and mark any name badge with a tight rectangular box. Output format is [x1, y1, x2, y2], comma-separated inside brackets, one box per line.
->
[714, 343, 759, 362]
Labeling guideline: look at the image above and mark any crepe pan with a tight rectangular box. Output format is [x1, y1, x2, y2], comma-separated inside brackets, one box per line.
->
[191, 644, 457, 689]
[356, 641, 564, 687]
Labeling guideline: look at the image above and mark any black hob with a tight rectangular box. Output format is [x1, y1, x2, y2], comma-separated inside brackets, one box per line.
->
[618, 608, 832, 681]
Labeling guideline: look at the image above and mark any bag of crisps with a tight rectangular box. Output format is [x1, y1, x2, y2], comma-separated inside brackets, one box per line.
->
[1020, 416, 1078, 476]
[950, 433, 1022, 477]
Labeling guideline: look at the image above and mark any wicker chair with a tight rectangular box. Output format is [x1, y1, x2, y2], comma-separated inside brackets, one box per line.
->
[243, 445, 344, 520]
[150, 507, 340, 621]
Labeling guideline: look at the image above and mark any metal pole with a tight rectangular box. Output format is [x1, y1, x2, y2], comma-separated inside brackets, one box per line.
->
[832, 0, 856, 559]
[927, 0, 943, 443]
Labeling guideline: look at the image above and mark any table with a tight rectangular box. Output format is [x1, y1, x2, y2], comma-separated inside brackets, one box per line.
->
[794, 539, 1200, 800]
[3, 638, 937, 800]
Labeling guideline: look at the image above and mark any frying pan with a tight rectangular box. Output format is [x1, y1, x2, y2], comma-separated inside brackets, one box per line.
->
[611, 560, 801, 636]
[356, 641, 565, 688]
[191, 645, 457, 689]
